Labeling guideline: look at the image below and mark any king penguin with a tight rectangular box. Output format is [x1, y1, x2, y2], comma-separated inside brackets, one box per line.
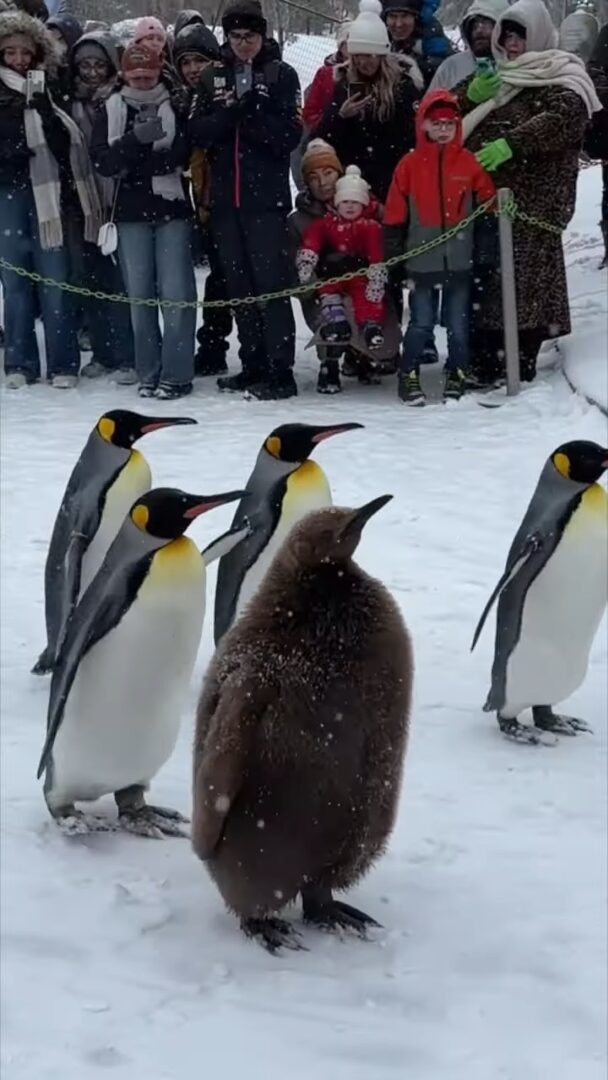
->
[34, 410, 197, 675]
[213, 421, 363, 644]
[37, 486, 249, 837]
[472, 440, 608, 744]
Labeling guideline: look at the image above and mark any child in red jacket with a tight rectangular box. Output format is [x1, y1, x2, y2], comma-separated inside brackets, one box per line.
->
[384, 89, 495, 405]
[297, 165, 388, 351]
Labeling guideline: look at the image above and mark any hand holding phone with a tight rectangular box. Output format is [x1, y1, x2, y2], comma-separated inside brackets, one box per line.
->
[26, 68, 45, 103]
[133, 115, 165, 144]
[234, 63, 252, 99]
[348, 81, 366, 99]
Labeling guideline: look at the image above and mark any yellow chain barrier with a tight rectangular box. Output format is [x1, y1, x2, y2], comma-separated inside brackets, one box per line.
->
[0, 195, 563, 310]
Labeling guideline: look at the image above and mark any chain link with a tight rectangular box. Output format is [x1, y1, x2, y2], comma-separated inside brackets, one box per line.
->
[0, 195, 564, 310]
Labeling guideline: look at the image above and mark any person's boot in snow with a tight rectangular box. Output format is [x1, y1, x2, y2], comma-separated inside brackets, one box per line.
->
[600, 220, 608, 269]
[362, 322, 384, 351]
[155, 381, 193, 401]
[194, 343, 229, 376]
[398, 369, 425, 406]
[357, 355, 381, 385]
[443, 368, 466, 401]
[245, 371, 298, 401]
[217, 370, 262, 393]
[317, 359, 342, 394]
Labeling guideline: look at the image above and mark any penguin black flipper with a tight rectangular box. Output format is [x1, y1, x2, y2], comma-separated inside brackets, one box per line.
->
[471, 531, 546, 652]
[37, 552, 154, 780]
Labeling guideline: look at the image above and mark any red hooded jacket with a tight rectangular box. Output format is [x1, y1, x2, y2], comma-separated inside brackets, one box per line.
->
[383, 89, 496, 278]
[303, 58, 341, 130]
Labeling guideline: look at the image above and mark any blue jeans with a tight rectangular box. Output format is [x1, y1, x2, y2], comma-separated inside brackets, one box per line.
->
[117, 219, 196, 387]
[402, 278, 470, 374]
[0, 186, 79, 378]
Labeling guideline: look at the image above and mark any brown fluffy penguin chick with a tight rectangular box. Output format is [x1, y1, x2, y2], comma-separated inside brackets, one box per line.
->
[192, 495, 413, 954]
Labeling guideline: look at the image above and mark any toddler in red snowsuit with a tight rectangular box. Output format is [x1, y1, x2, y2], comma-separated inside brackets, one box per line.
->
[296, 165, 387, 350]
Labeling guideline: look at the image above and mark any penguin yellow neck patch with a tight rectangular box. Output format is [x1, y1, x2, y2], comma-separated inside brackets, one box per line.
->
[98, 417, 116, 443]
[131, 504, 149, 531]
[266, 436, 281, 458]
[553, 452, 570, 478]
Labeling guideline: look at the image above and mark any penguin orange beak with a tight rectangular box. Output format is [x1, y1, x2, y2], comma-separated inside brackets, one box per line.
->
[311, 422, 364, 444]
[140, 416, 198, 434]
[183, 491, 248, 519]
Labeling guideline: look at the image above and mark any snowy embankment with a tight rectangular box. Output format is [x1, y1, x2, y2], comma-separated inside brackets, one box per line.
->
[0, 125, 607, 1080]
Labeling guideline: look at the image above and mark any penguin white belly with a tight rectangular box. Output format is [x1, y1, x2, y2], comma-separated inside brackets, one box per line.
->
[79, 451, 151, 598]
[504, 487, 608, 715]
[51, 540, 205, 805]
[235, 461, 331, 618]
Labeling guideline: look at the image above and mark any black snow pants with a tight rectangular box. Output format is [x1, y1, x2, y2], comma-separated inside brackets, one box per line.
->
[210, 210, 295, 378]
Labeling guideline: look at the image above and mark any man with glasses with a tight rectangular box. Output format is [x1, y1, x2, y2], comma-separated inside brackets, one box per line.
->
[189, 0, 302, 400]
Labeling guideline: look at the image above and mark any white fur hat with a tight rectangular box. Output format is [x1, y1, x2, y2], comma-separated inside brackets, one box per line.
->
[347, 0, 390, 55]
[334, 164, 370, 207]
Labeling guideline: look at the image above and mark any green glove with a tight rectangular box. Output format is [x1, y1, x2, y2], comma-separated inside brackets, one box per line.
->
[467, 70, 502, 104]
[476, 138, 513, 172]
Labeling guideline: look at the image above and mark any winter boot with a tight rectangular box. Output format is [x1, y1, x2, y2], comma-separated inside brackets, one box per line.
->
[245, 371, 298, 401]
[398, 369, 425, 406]
[194, 346, 228, 377]
[362, 322, 384, 351]
[217, 370, 261, 393]
[600, 220, 608, 270]
[317, 359, 342, 394]
[341, 348, 360, 377]
[357, 355, 381, 385]
[155, 381, 193, 401]
[443, 368, 467, 401]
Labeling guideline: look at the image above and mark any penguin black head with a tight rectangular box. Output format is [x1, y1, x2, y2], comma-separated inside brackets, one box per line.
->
[130, 487, 247, 540]
[282, 495, 393, 567]
[263, 422, 364, 464]
[551, 441, 608, 485]
[96, 410, 197, 448]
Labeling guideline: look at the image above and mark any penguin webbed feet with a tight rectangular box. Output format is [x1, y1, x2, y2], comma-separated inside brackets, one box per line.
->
[532, 706, 593, 737]
[52, 806, 115, 835]
[497, 714, 558, 747]
[114, 786, 190, 839]
[240, 916, 307, 954]
[301, 885, 381, 936]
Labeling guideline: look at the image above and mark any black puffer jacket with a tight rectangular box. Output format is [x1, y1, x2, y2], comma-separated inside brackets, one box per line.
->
[90, 82, 192, 223]
[188, 41, 302, 214]
[311, 71, 419, 202]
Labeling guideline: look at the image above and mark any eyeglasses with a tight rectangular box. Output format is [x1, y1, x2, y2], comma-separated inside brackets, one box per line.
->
[428, 119, 457, 130]
[228, 31, 259, 45]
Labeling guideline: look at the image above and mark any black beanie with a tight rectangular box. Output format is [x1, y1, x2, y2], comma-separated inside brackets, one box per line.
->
[222, 0, 267, 36]
[382, 0, 422, 18]
[173, 22, 220, 66]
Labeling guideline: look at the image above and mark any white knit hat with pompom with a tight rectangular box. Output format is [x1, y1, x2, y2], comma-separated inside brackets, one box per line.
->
[347, 0, 390, 55]
[334, 164, 371, 207]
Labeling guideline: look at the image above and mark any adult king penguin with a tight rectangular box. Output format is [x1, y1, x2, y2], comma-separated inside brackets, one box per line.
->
[213, 421, 363, 644]
[33, 410, 196, 676]
[472, 440, 608, 745]
[37, 486, 248, 837]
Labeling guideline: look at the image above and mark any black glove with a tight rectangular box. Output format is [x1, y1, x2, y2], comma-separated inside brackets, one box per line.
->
[29, 91, 54, 118]
[133, 117, 165, 144]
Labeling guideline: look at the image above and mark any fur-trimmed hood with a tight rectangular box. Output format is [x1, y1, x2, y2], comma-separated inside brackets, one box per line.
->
[0, 9, 60, 72]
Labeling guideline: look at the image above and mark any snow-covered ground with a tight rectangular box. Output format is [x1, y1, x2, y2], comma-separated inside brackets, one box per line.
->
[1, 172, 607, 1080]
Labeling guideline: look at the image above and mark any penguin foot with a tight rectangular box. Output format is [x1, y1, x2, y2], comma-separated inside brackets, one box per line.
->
[532, 706, 593, 737]
[240, 917, 306, 955]
[118, 807, 189, 840]
[115, 786, 189, 839]
[32, 648, 53, 675]
[497, 715, 558, 747]
[302, 886, 381, 936]
[54, 808, 115, 835]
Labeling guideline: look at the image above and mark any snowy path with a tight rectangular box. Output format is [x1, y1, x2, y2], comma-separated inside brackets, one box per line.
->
[1, 168, 607, 1080]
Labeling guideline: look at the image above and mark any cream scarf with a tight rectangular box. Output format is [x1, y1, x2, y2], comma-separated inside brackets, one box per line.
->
[106, 84, 185, 203]
[463, 50, 602, 142]
[0, 65, 101, 250]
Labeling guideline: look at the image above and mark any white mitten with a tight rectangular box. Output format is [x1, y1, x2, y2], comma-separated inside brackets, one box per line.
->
[365, 262, 388, 303]
[296, 248, 318, 284]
